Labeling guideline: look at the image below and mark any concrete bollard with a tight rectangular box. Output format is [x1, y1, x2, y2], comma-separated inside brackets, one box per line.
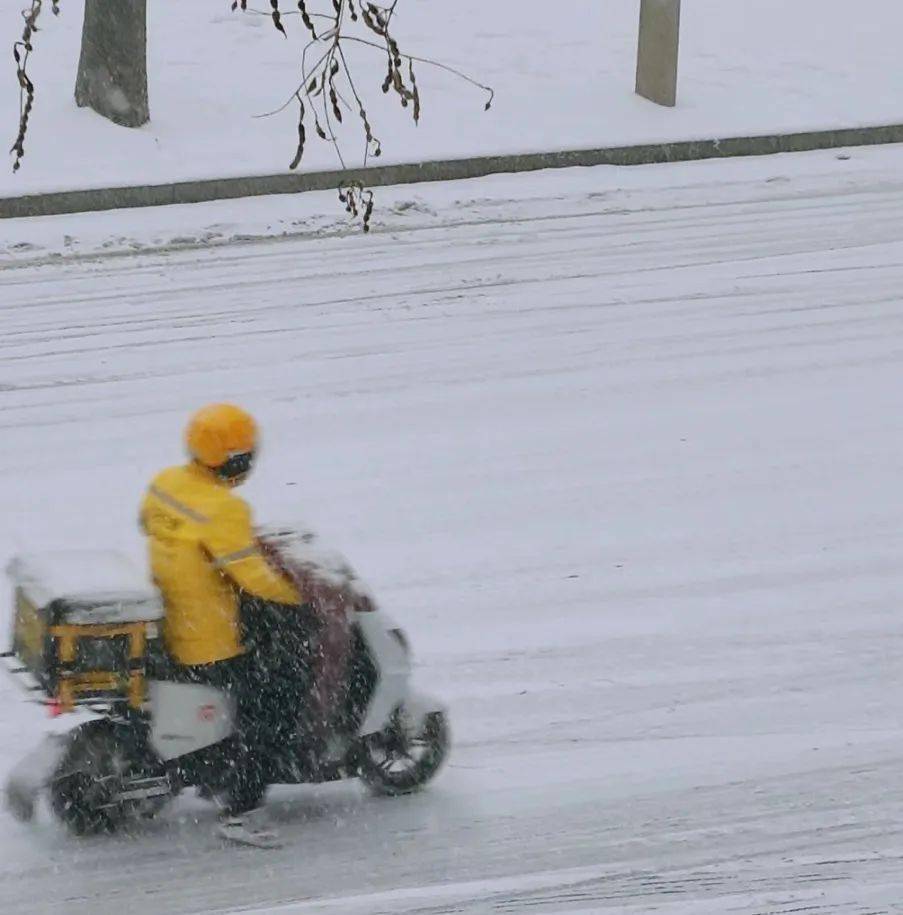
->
[636, 0, 681, 108]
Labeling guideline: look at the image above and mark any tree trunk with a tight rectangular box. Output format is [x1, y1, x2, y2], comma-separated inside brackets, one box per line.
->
[75, 0, 149, 127]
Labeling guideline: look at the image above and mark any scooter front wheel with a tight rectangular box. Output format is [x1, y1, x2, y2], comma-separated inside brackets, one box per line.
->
[358, 710, 449, 797]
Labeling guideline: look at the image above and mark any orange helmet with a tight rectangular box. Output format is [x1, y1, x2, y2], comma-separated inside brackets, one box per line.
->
[185, 404, 258, 483]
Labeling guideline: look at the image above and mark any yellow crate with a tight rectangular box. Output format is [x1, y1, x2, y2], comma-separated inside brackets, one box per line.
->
[7, 551, 164, 713]
[50, 623, 148, 712]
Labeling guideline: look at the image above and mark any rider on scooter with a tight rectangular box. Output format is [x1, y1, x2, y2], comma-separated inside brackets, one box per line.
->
[140, 403, 306, 846]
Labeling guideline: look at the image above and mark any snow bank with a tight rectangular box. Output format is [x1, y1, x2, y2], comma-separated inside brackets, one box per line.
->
[0, 143, 897, 265]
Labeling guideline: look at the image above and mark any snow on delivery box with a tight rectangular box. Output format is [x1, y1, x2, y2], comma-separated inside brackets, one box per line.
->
[4, 551, 163, 712]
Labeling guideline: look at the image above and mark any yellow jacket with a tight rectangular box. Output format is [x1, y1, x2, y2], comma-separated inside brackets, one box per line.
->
[140, 463, 301, 666]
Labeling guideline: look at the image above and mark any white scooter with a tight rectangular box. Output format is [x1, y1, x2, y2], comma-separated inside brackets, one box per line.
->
[3, 525, 449, 835]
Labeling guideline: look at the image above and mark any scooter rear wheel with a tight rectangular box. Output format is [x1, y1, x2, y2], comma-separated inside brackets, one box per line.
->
[50, 722, 127, 835]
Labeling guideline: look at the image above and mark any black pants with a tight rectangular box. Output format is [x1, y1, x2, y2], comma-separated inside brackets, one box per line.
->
[180, 606, 318, 815]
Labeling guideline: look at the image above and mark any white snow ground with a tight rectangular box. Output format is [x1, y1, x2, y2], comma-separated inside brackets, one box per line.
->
[3, 0, 903, 195]
[2, 146, 903, 912]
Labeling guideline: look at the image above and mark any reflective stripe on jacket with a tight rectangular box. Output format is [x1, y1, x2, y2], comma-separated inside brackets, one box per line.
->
[140, 463, 301, 666]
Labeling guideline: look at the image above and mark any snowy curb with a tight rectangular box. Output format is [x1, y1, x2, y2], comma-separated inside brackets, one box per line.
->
[2, 122, 903, 220]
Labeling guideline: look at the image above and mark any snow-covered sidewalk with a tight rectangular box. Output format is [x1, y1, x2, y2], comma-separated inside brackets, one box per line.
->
[3, 0, 903, 196]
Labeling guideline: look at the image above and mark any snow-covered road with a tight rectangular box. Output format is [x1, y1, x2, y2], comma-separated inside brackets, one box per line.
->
[2, 149, 903, 913]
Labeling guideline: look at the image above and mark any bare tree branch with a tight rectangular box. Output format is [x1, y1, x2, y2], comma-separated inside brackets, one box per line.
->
[10, 0, 57, 173]
[244, 0, 494, 225]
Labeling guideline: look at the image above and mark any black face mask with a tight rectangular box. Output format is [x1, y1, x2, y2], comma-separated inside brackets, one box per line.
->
[217, 451, 255, 482]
